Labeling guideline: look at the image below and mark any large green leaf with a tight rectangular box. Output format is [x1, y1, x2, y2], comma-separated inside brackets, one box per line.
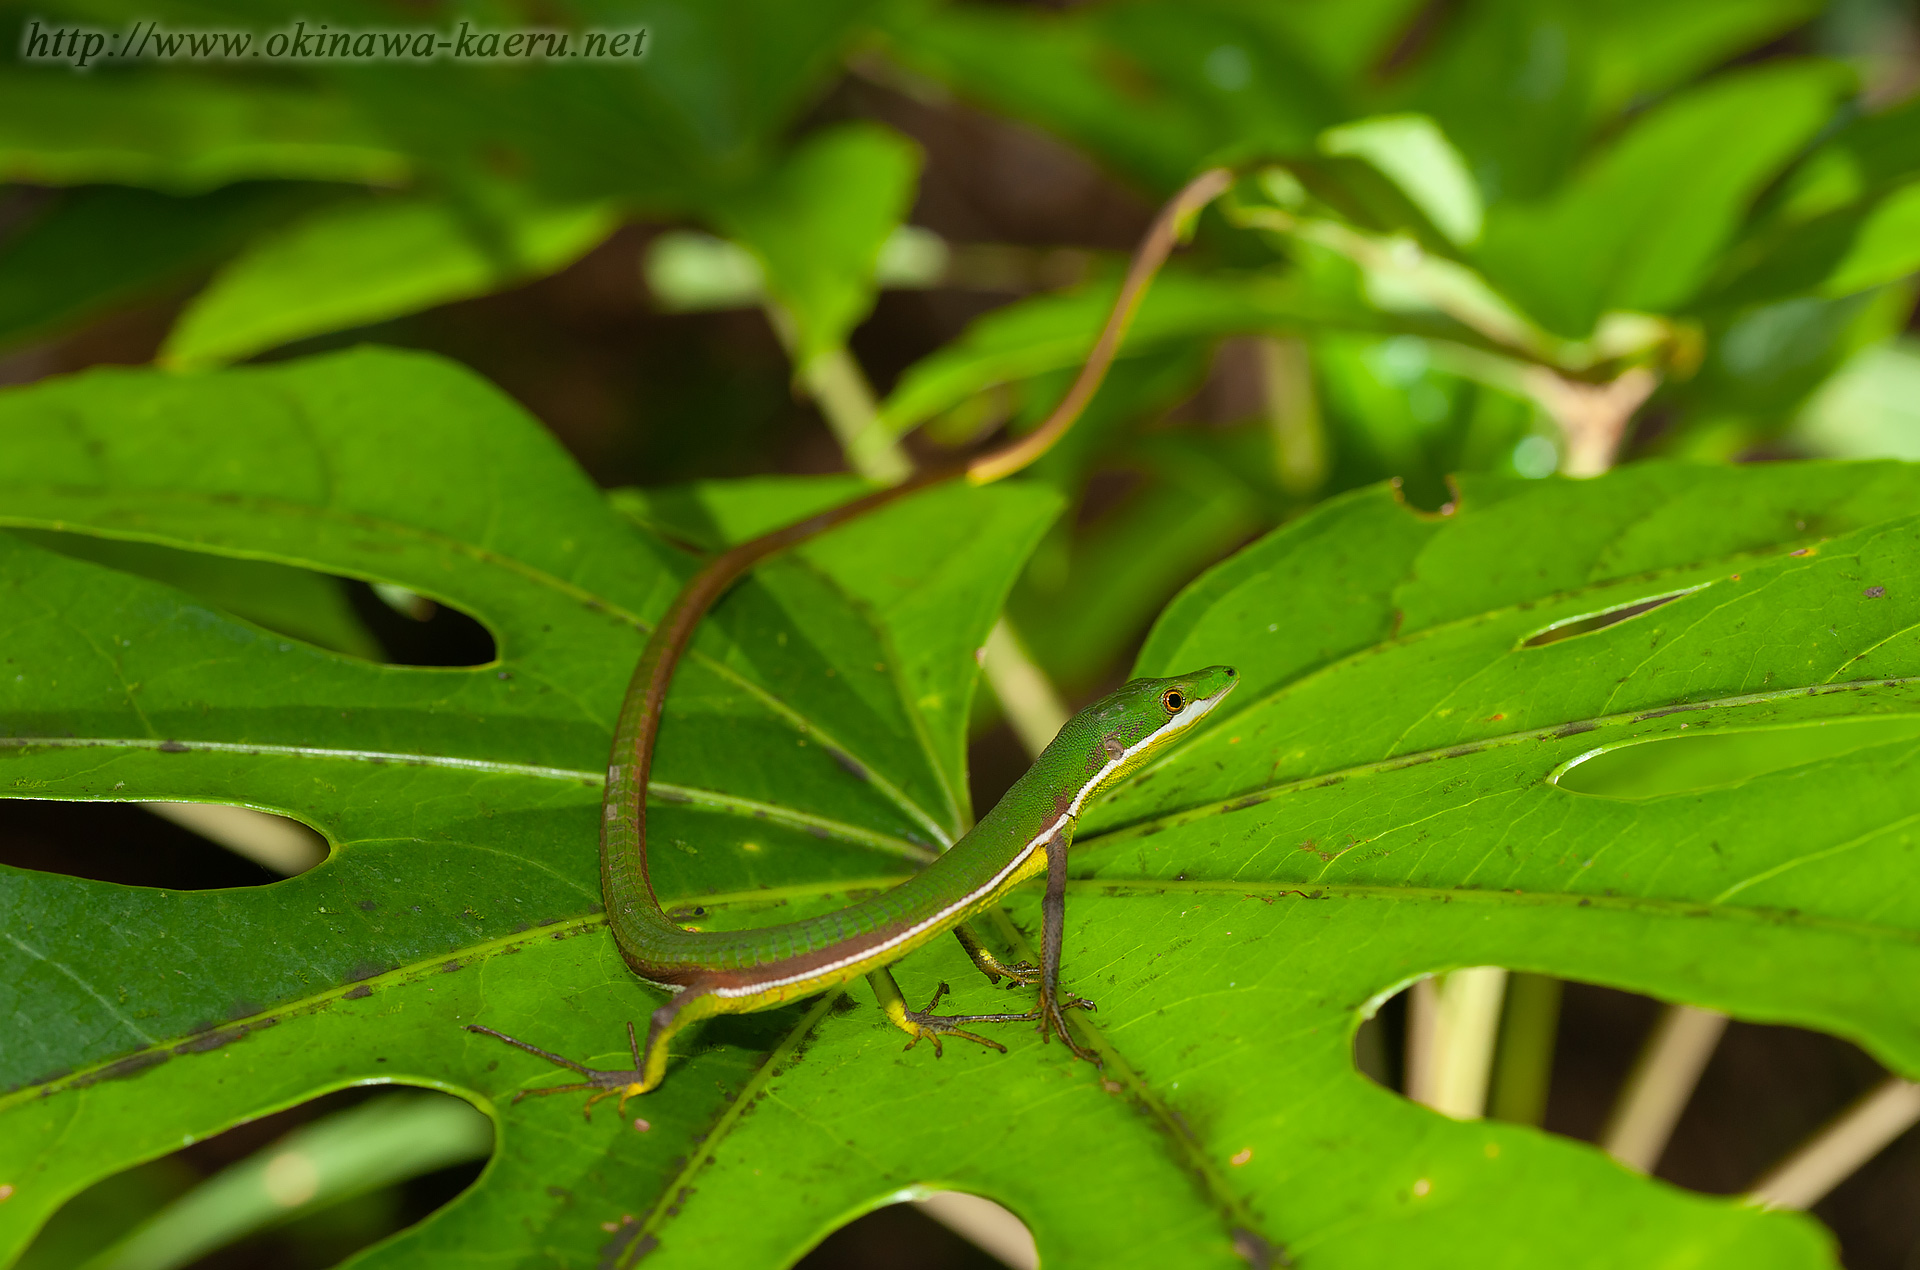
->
[311, 0, 886, 209]
[4, 0, 877, 207]
[1088, 462, 1920, 1263]
[0, 184, 324, 352]
[711, 123, 921, 368]
[159, 189, 620, 368]
[5, 345, 1920, 1266]
[0, 0, 887, 363]
[0, 346, 1064, 1267]
[0, 70, 407, 191]
[1474, 62, 1846, 337]
[882, 0, 1351, 193]
[885, 0, 1816, 205]
[1399, 0, 1818, 202]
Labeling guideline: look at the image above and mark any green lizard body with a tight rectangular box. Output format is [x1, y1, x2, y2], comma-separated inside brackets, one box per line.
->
[474, 659, 1236, 1111]
[465, 169, 1243, 1113]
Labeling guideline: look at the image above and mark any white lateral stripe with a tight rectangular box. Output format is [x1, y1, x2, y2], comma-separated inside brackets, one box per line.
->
[712, 813, 1065, 998]
[710, 683, 1226, 1000]
[1065, 686, 1224, 820]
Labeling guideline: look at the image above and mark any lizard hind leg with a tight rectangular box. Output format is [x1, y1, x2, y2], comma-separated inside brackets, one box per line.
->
[952, 923, 1040, 988]
[465, 996, 701, 1119]
[870, 968, 1039, 1058]
[464, 1022, 649, 1120]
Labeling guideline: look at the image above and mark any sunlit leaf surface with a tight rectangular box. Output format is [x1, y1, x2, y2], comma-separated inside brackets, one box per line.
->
[3, 349, 1917, 1268]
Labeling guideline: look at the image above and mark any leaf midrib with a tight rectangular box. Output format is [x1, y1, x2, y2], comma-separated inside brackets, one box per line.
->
[23, 856, 1920, 1112]
[1087, 675, 1920, 847]
[1071, 879, 1920, 948]
[623, 993, 846, 1268]
[693, 871, 1920, 957]
[1138, 540, 1829, 785]
[0, 497, 957, 847]
[0, 736, 934, 861]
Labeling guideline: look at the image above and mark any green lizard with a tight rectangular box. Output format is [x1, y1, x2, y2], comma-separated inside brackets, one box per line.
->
[471, 641, 1234, 1112]
[468, 169, 1241, 1113]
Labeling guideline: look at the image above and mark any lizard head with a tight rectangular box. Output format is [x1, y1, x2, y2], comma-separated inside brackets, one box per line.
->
[1049, 665, 1238, 814]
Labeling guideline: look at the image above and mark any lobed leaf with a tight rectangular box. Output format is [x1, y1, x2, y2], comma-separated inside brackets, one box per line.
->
[0, 346, 1058, 1265]
[1474, 62, 1847, 337]
[5, 342, 1920, 1267]
[566, 460, 1920, 1268]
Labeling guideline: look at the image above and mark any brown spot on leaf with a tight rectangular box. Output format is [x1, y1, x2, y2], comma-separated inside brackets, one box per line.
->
[174, 1026, 253, 1055]
[70, 1051, 168, 1088]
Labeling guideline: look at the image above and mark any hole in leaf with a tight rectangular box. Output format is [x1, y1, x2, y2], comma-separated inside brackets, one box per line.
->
[13, 530, 497, 667]
[1557, 717, 1920, 799]
[1353, 972, 1920, 1265]
[1519, 590, 1692, 649]
[15, 1086, 491, 1270]
[344, 579, 497, 668]
[16, 530, 382, 662]
[0, 798, 326, 887]
[795, 1192, 1034, 1270]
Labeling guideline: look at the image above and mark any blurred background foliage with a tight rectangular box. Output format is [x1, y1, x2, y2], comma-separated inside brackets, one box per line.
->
[4, 0, 1918, 699]
[2, 0, 1919, 1265]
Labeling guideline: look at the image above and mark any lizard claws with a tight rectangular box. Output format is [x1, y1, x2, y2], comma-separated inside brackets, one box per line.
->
[901, 981, 1028, 1056]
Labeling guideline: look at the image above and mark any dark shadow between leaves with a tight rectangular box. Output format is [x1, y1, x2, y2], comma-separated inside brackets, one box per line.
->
[13, 1085, 492, 1270]
[0, 798, 327, 887]
[15, 529, 497, 667]
[1354, 974, 1920, 1269]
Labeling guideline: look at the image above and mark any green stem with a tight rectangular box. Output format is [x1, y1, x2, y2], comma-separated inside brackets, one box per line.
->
[1256, 335, 1325, 497]
[1747, 1077, 1920, 1209]
[1600, 1004, 1728, 1172]
[797, 343, 912, 485]
[1488, 972, 1562, 1126]
[980, 618, 1070, 760]
[143, 802, 324, 876]
[77, 1093, 490, 1270]
[764, 301, 911, 485]
[1405, 967, 1507, 1120]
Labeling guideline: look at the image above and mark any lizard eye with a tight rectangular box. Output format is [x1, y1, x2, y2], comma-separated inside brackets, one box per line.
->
[1162, 688, 1185, 713]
